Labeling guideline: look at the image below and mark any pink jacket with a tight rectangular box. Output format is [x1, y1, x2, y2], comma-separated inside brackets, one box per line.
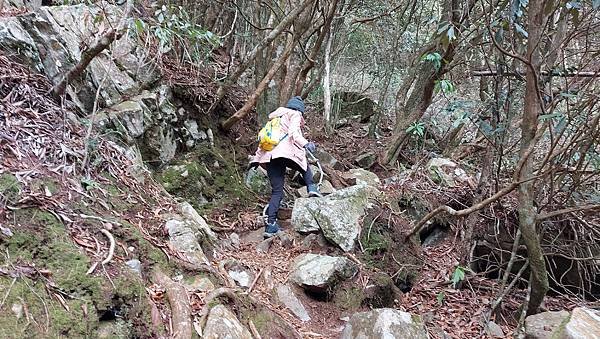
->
[251, 107, 309, 171]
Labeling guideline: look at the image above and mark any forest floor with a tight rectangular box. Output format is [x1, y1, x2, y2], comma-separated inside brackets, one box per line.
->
[209, 113, 586, 338]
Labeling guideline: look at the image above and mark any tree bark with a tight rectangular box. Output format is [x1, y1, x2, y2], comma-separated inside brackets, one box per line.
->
[518, 0, 549, 316]
[293, 0, 340, 96]
[221, 35, 296, 130]
[322, 28, 333, 131]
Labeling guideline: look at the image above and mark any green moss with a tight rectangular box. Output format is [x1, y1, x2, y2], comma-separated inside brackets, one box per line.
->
[155, 146, 254, 214]
[0, 173, 21, 203]
[333, 286, 365, 311]
[0, 208, 104, 337]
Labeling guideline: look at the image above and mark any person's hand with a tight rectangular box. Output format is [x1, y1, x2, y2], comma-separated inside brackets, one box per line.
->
[304, 142, 316, 153]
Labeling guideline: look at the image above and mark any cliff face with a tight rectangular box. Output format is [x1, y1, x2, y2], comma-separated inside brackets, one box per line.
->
[0, 4, 222, 337]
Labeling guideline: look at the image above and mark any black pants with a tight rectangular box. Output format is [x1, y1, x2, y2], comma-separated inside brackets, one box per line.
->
[266, 157, 313, 224]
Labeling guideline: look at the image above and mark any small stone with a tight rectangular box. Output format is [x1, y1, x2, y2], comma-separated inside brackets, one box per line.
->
[256, 237, 275, 253]
[213, 161, 220, 168]
[228, 269, 251, 288]
[342, 168, 380, 187]
[11, 303, 23, 319]
[525, 310, 570, 339]
[125, 259, 142, 275]
[355, 152, 377, 169]
[229, 233, 240, 249]
[127, 246, 135, 253]
[276, 285, 310, 322]
[186, 276, 215, 292]
[485, 321, 504, 338]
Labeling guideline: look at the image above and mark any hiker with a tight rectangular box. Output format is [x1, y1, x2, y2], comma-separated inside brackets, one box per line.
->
[250, 96, 321, 238]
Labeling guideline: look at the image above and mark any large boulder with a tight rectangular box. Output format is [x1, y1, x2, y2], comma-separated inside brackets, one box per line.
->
[289, 253, 358, 295]
[0, 17, 42, 71]
[525, 307, 600, 339]
[164, 202, 216, 266]
[333, 91, 376, 123]
[291, 184, 378, 251]
[245, 167, 270, 195]
[341, 308, 428, 339]
[565, 307, 600, 338]
[203, 305, 253, 339]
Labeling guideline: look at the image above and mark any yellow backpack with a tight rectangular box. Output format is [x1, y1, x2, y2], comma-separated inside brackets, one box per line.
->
[257, 117, 288, 151]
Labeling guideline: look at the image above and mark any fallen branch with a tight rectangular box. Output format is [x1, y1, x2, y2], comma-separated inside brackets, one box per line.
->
[536, 204, 600, 221]
[152, 270, 192, 339]
[99, 229, 115, 265]
[249, 320, 262, 339]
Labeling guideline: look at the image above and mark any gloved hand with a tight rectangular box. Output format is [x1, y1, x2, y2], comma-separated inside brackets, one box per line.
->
[304, 142, 316, 153]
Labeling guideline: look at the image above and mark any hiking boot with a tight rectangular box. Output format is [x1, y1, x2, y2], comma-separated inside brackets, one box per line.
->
[263, 222, 281, 238]
[307, 184, 322, 197]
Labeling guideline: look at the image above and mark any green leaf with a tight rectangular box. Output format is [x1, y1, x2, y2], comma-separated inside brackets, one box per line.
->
[451, 266, 466, 288]
[436, 292, 445, 305]
[134, 19, 145, 33]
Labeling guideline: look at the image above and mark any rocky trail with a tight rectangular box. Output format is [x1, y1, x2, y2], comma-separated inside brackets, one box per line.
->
[1, 1, 599, 339]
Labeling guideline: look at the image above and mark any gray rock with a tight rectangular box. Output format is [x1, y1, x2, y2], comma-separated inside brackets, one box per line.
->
[565, 307, 600, 339]
[289, 253, 357, 294]
[341, 308, 428, 339]
[97, 319, 131, 339]
[228, 269, 252, 288]
[525, 310, 570, 339]
[6, 0, 42, 10]
[203, 305, 253, 339]
[165, 219, 209, 265]
[229, 233, 240, 249]
[106, 100, 149, 138]
[297, 180, 336, 198]
[125, 259, 142, 276]
[313, 148, 343, 170]
[179, 202, 217, 242]
[485, 321, 504, 338]
[276, 285, 310, 322]
[291, 185, 379, 251]
[355, 152, 377, 169]
[0, 17, 42, 71]
[256, 237, 275, 253]
[343, 168, 381, 187]
[164, 202, 215, 266]
[245, 167, 270, 195]
[143, 124, 177, 164]
[185, 276, 215, 292]
[427, 158, 475, 188]
[422, 227, 448, 247]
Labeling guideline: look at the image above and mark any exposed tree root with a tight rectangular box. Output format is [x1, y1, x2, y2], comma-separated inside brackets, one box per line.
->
[152, 270, 192, 339]
[198, 287, 239, 331]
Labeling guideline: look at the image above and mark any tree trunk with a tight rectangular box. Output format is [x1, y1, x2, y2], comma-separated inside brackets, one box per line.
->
[518, 0, 549, 316]
[208, 0, 315, 115]
[221, 36, 296, 130]
[322, 28, 333, 132]
[293, 0, 340, 96]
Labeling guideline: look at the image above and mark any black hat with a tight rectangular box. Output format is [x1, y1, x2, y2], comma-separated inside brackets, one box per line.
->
[286, 96, 305, 113]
